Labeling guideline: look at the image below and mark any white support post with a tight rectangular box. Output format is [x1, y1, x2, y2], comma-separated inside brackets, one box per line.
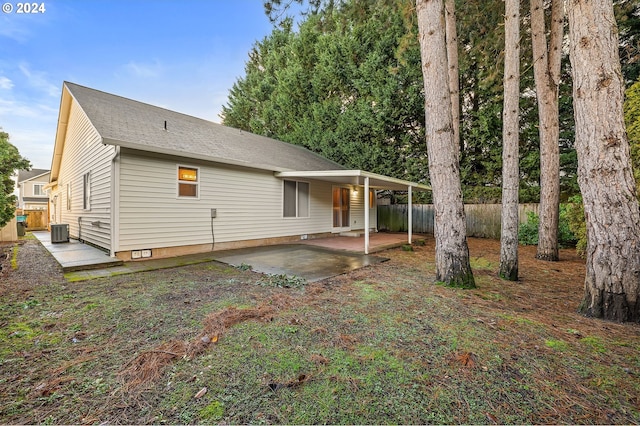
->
[408, 185, 413, 245]
[364, 177, 370, 254]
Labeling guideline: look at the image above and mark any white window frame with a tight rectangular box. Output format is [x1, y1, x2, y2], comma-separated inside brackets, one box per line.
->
[33, 183, 44, 196]
[283, 179, 310, 219]
[82, 172, 91, 210]
[177, 165, 200, 199]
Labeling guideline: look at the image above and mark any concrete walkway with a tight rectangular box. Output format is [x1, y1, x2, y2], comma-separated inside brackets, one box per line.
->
[33, 231, 220, 281]
[32, 231, 123, 273]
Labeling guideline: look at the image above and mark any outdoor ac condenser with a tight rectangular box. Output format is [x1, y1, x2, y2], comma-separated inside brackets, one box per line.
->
[51, 224, 69, 243]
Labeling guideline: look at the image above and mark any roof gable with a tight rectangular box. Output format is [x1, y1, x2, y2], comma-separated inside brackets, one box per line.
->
[17, 169, 50, 183]
[63, 82, 345, 172]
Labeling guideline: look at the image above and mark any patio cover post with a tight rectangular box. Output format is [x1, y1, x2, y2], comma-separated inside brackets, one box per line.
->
[364, 176, 370, 254]
[408, 185, 413, 245]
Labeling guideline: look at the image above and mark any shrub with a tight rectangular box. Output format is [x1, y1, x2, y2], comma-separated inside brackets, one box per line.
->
[518, 208, 578, 249]
[564, 195, 587, 258]
[518, 211, 540, 245]
[559, 204, 578, 248]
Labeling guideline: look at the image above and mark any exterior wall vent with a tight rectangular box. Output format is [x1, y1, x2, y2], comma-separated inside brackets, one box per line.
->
[51, 224, 69, 243]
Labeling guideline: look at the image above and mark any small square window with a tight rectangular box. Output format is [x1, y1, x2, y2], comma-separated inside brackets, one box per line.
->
[178, 166, 199, 198]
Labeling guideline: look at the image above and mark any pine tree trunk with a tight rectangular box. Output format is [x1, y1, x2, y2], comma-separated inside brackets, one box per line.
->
[416, 0, 475, 288]
[444, 0, 460, 156]
[499, 0, 520, 281]
[531, 0, 563, 262]
[568, 0, 640, 322]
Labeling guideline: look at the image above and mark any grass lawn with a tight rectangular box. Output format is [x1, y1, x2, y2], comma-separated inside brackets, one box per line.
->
[0, 236, 639, 424]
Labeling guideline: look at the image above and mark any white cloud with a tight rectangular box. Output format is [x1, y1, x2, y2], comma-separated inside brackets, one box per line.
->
[11, 127, 56, 169]
[0, 99, 38, 117]
[0, 76, 13, 90]
[0, 16, 31, 42]
[18, 63, 59, 97]
[124, 60, 163, 78]
[0, 92, 58, 169]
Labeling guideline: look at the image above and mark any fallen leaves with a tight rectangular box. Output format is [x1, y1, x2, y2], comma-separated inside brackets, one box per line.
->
[454, 351, 478, 368]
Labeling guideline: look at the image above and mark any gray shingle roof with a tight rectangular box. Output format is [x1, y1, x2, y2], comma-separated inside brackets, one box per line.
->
[64, 82, 345, 172]
[17, 169, 49, 183]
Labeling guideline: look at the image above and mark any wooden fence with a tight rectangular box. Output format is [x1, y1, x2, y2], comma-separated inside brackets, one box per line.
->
[0, 217, 18, 242]
[16, 209, 48, 231]
[377, 203, 540, 239]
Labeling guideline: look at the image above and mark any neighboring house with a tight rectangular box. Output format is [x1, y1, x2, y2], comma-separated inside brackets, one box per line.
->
[17, 169, 50, 210]
[47, 82, 429, 260]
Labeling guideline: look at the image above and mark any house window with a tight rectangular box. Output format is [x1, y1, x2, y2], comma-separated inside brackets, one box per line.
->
[83, 172, 91, 210]
[178, 166, 199, 198]
[283, 180, 309, 218]
[66, 184, 71, 210]
[33, 184, 43, 196]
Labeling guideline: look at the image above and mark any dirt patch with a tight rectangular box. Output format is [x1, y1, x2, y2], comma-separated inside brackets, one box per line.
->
[0, 238, 64, 297]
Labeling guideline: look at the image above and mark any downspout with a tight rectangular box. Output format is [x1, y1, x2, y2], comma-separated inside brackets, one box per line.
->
[109, 146, 120, 257]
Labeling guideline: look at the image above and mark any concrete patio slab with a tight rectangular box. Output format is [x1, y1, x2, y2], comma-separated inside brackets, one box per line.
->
[212, 244, 388, 282]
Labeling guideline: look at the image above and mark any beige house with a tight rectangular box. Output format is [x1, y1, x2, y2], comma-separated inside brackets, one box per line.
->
[17, 169, 50, 210]
[47, 82, 429, 261]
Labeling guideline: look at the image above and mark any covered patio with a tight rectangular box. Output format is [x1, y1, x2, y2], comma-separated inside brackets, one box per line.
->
[275, 170, 431, 254]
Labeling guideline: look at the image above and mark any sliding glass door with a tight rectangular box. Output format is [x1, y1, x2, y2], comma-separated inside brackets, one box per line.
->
[332, 187, 350, 231]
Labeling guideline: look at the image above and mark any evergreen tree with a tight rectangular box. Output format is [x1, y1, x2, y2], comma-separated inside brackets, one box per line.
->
[224, 0, 428, 185]
[531, 0, 564, 261]
[237, 0, 637, 207]
[499, 0, 520, 281]
[416, 0, 475, 288]
[568, 0, 640, 322]
[0, 130, 31, 228]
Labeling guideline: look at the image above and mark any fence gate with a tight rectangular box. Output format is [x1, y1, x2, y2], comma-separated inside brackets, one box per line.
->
[22, 210, 48, 231]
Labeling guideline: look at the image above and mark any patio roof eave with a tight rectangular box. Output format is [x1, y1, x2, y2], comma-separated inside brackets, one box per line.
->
[274, 169, 431, 192]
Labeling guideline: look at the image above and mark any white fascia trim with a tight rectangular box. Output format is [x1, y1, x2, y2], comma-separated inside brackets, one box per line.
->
[275, 170, 431, 191]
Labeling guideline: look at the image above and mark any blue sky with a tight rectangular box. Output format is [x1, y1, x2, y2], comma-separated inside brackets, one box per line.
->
[0, 0, 278, 169]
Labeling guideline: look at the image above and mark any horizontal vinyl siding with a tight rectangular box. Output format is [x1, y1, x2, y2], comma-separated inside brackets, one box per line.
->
[117, 152, 334, 251]
[55, 101, 113, 250]
[350, 189, 364, 230]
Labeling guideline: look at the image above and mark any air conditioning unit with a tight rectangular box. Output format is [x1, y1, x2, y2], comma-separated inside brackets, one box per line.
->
[51, 224, 69, 243]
